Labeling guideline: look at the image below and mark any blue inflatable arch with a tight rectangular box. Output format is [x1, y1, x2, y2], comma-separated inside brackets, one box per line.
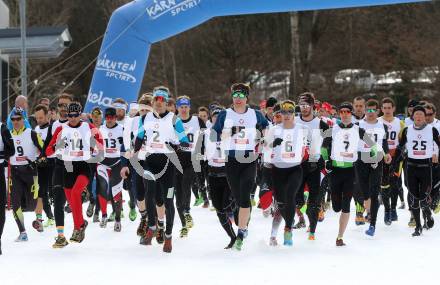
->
[85, 0, 428, 112]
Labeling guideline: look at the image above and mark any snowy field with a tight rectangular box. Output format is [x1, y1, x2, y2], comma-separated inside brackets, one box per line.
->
[1, 192, 439, 285]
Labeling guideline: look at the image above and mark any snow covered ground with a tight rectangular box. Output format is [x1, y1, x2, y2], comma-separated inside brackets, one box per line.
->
[1, 194, 439, 285]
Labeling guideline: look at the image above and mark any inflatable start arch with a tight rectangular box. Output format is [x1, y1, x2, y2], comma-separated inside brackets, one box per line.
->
[85, 0, 428, 112]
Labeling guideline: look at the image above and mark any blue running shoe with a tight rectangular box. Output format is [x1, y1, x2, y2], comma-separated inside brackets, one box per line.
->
[365, 225, 375, 236]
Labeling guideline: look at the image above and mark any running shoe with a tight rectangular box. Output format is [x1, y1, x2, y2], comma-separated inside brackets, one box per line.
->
[15, 232, 28, 242]
[179, 227, 188, 238]
[163, 236, 172, 253]
[114, 222, 122, 232]
[32, 219, 44, 233]
[129, 208, 137, 221]
[283, 229, 293, 246]
[52, 235, 68, 248]
[184, 213, 194, 228]
[44, 218, 55, 228]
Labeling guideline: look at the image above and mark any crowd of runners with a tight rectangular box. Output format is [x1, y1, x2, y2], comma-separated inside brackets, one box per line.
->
[1, 83, 439, 254]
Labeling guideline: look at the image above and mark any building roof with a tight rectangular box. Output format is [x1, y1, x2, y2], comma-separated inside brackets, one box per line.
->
[0, 26, 68, 39]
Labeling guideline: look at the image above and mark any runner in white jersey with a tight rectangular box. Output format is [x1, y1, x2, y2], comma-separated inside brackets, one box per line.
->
[260, 103, 284, 246]
[356, 99, 391, 237]
[266, 100, 309, 246]
[295, 92, 330, 240]
[44, 93, 72, 248]
[378, 97, 405, 225]
[204, 106, 237, 248]
[96, 107, 125, 232]
[317, 101, 334, 220]
[0, 121, 14, 254]
[9, 108, 44, 242]
[46, 102, 103, 244]
[424, 103, 440, 214]
[110, 98, 137, 221]
[134, 86, 189, 253]
[32, 104, 55, 232]
[393, 105, 440, 236]
[174, 96, 206, 238]
[121, 95, 157, 244]
[212, 83, 269, 251]
[321, 102, 376, 246]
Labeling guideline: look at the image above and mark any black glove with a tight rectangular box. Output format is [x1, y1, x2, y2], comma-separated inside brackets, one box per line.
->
[272, 138, 283, 148]
[35, 157, 48, 168]
[317, 157, 325, 170]
[180, 142, 190, 148]
[231, 126, 239, 136]
[165, 142, 179, 152]
[325, 160, 333, 172]
[178, 142, 191, 152]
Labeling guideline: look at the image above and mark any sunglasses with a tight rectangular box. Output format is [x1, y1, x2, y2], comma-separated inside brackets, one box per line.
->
[366, 109, 377, 113]
[154, 96, 166, 102]
[57, 103, 68, 108]
[426, 113, 434, 117]
[67, 113, 80, 118]
[299, 104, 311, 109]
[105, 115, 116, 119]
[339, 110, 351, 115]
[92, 110, 102, 116]
[280, 110, 295, 115]
[11, 117, 22, 122]
[232, 92, 247, 99]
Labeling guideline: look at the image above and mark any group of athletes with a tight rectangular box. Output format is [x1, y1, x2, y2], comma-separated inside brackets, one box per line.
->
[0, 83, 439, 254]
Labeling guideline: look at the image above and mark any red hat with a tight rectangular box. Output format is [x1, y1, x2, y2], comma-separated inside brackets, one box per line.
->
[321, 102, 333, 113]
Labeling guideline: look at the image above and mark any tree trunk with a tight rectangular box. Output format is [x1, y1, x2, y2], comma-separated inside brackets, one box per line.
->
[303, 11, 319, 89]
[289, 12, 300, 99]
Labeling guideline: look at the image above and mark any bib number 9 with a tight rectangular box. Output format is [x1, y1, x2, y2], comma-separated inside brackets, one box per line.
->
[17, 146, 24, 156]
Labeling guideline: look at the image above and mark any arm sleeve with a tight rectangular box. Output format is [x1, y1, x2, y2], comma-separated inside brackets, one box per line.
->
[359, 128, 376, 147]
[134, 115, 147, 152]
[89, 123, 104, 151]
[382, 124, 390, 154]
[433, 127, 440, 148]
[45, 126, 63, 157]
[256, 110, 269, 131]
[399, 120, 406, 138]
[173, 117, 189, 144]
[137, 115, 146, 140]
[31, 130, 44, 154]
[1, 124, 15, 159]
[197, 118, 206, 155]
[321, 129, 332, 161]
[265, 127, 275, 149]
[319, 120, 330, 135]
[393, 127, 408, 165]
[43, 125, 53, 156]
[211, 110, 227, 142]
